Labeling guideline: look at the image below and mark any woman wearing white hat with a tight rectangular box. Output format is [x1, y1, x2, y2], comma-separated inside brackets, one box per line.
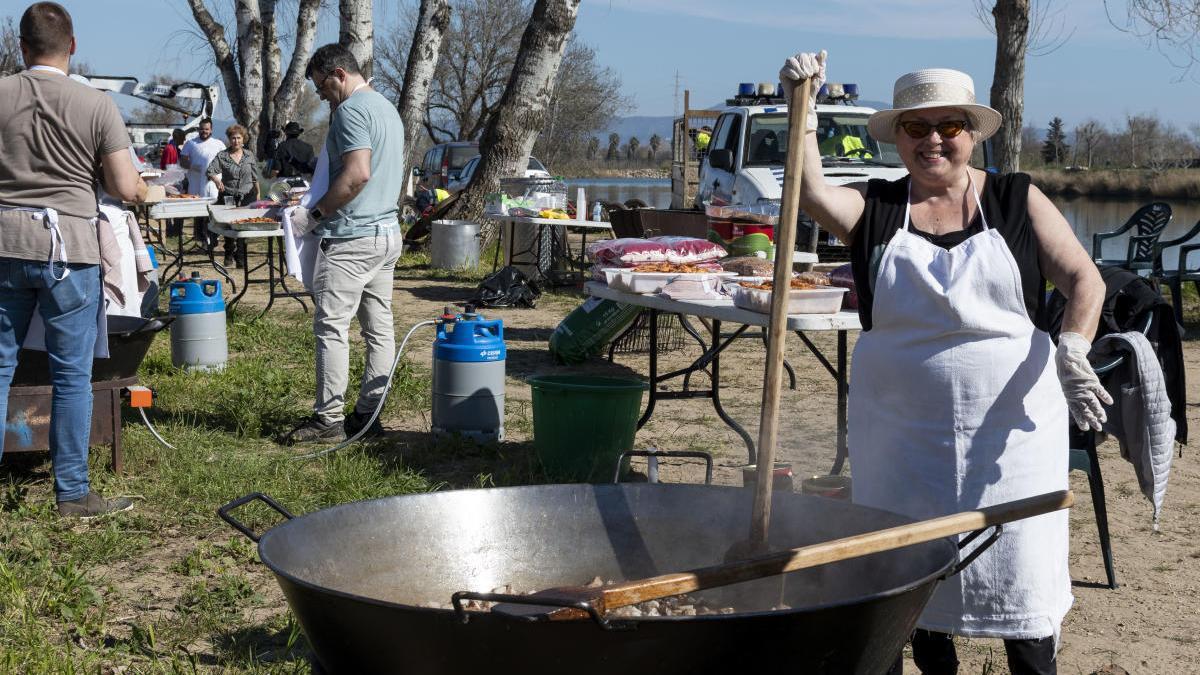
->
[780, 52, 1108, 675]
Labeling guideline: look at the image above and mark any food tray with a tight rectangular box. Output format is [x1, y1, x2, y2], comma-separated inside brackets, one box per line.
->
[604, 268, 735, 294]
[730, 284, 847, 314]
[209, 206, 282, 231]
[152, 196, 216, 215]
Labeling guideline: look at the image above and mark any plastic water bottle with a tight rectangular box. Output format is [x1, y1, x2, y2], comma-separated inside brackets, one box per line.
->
[591, 201, 603, 222]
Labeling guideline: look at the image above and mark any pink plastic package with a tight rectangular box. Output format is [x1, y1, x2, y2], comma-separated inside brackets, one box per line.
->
[586, 237, 728, 267]
[649, 236, 727, 264]
[585, 238, 671, 266]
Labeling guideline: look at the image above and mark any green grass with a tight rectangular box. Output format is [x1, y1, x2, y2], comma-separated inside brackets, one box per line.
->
[0, 251, 599, 671]
[0, 303, 446, 672]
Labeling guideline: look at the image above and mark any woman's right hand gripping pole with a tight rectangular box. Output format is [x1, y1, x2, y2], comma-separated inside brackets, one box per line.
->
[779, 50, 826, 132]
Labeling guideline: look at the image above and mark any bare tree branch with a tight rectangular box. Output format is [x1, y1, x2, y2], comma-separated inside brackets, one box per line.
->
[1106, 0, 1200, 80]
[185, 0, 244, 120]
[974, 0, 1075, 56]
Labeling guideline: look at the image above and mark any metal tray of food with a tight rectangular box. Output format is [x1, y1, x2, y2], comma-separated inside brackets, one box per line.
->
[209, 206, 282, 231]
[730, 283, 847, 314]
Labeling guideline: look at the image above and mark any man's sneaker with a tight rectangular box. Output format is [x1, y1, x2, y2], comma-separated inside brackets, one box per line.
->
[344, 410, 385, 439]
[57, 492, 134, 519]
[280, 415, 346, 446]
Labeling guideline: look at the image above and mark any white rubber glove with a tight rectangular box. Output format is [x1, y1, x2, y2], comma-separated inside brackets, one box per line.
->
[1055, 332, 1114, 432]
[779, 50, 826, 132]
[285, 205, 315, 237]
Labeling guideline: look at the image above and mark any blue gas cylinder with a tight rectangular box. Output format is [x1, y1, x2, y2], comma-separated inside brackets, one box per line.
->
[431, 308, 505, 441]
[168, 272, 227, 371]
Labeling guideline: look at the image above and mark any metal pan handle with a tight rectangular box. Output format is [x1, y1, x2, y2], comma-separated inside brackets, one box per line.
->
[613, 449, 714, 485]
[451, 591, 623, 630]
[217, 492, 295, 542]
[940, 524, 1003, 579]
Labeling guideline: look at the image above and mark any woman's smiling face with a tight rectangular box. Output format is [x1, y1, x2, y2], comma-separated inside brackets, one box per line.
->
[895, 107, 975, 181]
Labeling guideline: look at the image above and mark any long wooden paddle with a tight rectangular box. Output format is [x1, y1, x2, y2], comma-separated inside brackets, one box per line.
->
[731, 74, 813, 559]
[487, 490, 1073, 622]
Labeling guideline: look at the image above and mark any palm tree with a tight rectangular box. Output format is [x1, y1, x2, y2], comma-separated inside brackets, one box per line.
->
[606, 132, 620, 160]
[586, 135, 600, 159]
[648, 133, 662, 159]
[627, 136, 640, 160]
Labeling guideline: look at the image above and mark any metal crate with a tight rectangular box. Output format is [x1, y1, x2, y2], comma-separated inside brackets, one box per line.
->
[609, 311, 686, 355]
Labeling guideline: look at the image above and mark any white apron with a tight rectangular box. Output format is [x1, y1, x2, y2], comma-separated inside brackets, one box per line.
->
[847, 175, 1072, 640]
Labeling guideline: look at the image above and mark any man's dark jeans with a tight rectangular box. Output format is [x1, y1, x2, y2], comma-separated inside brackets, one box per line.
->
[0, 260, 99, 501]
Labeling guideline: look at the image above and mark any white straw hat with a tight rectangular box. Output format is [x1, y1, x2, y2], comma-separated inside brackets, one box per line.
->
[867, 68, 1002, 143]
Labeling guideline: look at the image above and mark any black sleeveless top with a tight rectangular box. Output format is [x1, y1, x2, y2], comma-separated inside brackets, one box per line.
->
[848, 172, 1047, 331]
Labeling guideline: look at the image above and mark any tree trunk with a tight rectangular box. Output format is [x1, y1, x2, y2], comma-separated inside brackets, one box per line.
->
[452, 0, 582, 220]
[235, 0, 265, 143]
[272, 0, 321, 132]
[339, 0, 374, 79]
[259, 0, 281, 155]
[989, 0, 1030, 174]
[188, 0, 320, 152]
[185, 0, 243, 122]
[398, 0, 452, 178]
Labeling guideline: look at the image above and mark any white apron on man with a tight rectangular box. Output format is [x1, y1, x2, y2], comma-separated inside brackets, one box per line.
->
[847, 175, 1073, 640]
[282, 146, 328, 292]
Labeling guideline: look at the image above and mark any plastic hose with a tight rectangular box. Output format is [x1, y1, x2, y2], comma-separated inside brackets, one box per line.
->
[294, 319, 437, 460]
[138, 406, 178, 450]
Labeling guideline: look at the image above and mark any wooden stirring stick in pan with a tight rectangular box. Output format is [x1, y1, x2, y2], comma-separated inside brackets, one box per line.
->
[486, 490, 1073, 622]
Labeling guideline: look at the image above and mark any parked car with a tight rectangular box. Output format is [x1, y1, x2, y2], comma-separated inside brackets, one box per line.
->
[415, 141, 480, 189]
[445, 155, 551, 193]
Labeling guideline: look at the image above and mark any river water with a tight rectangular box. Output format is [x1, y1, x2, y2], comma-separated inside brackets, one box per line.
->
[564, 177, 1200, 271]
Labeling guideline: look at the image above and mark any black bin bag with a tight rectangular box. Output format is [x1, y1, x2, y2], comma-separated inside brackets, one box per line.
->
[471, 265, 542, 309]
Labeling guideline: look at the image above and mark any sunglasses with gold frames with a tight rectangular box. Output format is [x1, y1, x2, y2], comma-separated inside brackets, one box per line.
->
[897, 120, 969, 139]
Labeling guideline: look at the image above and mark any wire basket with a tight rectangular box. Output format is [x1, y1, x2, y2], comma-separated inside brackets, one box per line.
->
[610, 312, 687, 355]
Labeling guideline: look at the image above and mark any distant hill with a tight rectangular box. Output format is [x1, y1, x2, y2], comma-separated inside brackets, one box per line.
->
[595, 98, 893, 145]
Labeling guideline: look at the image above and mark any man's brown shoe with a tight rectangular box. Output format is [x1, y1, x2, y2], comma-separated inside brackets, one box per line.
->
[57, 492, 134, 519]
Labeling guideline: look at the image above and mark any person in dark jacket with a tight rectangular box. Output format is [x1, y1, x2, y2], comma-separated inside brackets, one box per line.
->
[271, 121, 315, 179]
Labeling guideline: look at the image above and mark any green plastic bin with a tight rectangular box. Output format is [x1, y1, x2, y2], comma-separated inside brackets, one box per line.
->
[528, 375, 648, 482]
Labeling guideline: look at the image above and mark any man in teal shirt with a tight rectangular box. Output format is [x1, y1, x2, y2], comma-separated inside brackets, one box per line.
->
[283, 44, 405, 444]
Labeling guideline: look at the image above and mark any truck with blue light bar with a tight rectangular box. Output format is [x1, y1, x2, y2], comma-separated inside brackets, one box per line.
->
[671, 81, 908, 254]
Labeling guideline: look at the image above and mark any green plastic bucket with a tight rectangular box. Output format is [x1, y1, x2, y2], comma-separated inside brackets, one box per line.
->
[528, 375, 648, 482]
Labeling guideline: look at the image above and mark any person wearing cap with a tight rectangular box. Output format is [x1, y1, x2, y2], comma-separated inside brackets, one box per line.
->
[695, 125, 712, 152]
[781, 52, 1106, 674]
[271, 121, 316, 179]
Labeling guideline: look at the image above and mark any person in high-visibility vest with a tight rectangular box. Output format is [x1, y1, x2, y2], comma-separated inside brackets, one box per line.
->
[695, 125, 712, 152]
[819, 125, 872, 158]
[434, 187, 450, 203]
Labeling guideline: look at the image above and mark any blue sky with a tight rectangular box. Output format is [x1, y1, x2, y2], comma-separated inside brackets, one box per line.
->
[6, 0, 1199, 134]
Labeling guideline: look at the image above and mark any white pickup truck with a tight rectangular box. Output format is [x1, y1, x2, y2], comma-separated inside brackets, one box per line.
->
[694, 84, 907, 207]
[669, 83, 907, 256]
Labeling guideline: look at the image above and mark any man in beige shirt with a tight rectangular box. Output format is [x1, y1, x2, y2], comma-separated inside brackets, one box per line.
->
[0, 2, 146, 518]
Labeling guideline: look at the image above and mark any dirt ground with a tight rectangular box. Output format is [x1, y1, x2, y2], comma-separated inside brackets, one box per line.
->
[198, 252, 1197, 675]
[378, 267, 1198, 675]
